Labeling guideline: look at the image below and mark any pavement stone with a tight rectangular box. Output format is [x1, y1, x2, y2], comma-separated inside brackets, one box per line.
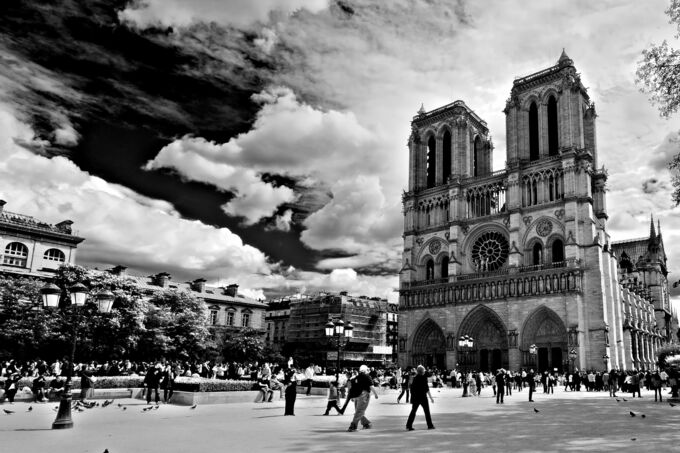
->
[1, 386, 679, 453]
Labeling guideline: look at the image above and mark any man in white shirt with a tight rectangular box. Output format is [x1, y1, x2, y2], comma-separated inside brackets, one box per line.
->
[304, 364, 316, 396]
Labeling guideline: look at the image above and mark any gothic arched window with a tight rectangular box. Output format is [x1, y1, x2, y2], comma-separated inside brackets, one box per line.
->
[426, 259, 435, 280]
[551, 239, 564, 263]
[473, 136, 481, 177]
[427, 136, 436, 188]
[532, 243, 543, 265]
[441, 256, 449, 278]
[547, 96, 558, 155]
[529, 102, 539, 161]
[443, 130, 452, 182]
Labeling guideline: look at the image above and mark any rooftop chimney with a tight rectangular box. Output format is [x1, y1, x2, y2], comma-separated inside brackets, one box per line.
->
[224, 284, 239, 297]
[191, 278, 207, 293]
[55, 220, 74, 234]
[108, 265, 128, 276]
[0, 200, 5, 214]
[153, 272, 171, 288]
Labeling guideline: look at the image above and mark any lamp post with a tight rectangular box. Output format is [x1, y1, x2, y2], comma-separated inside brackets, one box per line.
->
[41, 282, 114, 430]
[569, 348, 577, 373]
[529, 344, 537, 370]
[325, 318, 354, 382]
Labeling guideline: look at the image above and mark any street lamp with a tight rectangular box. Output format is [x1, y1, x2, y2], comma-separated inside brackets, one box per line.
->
[41, 282, 115, 430]
[529, 344, 537, 369]
[458, 335, 474, 397]
[325, 318, 353, 382]
[569, 348, 577, 373]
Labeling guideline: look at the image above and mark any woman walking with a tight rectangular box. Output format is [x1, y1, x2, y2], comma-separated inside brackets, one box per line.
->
[284, 368, 297, 416]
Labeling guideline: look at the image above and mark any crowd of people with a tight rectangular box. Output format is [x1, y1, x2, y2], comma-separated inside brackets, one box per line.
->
[2, 357, 680, 431]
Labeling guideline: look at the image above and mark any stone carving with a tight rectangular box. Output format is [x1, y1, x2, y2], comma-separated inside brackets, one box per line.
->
[429, 241, 441, 255]
[449, 251, 460, 264]
[566, 230, 575, 244]
[536, 219, 553, 237]
[503, 216, 510, 227]
[523, 216, 533, 227]
[453, 115, 467, 128]
[461, 224, 469, 234]
[444, 232, 450, 240]
[415, 237, 424, 246]
[554, 209, 565, 220]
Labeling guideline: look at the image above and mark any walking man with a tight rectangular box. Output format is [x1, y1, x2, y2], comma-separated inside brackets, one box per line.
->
[397, 367, 411, 403]
[406, 365, 435, 430]
[527, 369, 536, 402]
[347, 365, 379, 432]
[495, 369, 506, 404]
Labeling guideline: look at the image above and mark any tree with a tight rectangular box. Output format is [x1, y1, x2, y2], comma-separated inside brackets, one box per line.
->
[636, 1, 680, 118]
[138, 289, 212, 360]
[221, 328, 265, 363]
[637, 1, 680, 204]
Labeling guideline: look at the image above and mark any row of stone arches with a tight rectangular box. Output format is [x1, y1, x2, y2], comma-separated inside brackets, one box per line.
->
[407, 304, 568, 372]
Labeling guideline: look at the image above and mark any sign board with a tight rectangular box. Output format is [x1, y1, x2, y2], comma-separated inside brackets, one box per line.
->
[371, 346, 393, 355]
[327, 352, 338, 360]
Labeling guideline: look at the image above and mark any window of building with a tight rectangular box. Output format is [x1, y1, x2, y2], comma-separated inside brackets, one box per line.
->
[209, 310, 218, 325]
[226, 310, 235, 326]
[529, 102, 539, 161]
[547, 96, 559, 155]
[473, 136, 481, 177]
[441, 256, 449, 278]
[242, 312, 250, 327]
[43, 248, 66, 262]
[426, 136, 436, 188]
[532, 243, 543, 265]
[3, 242, 28, 267]
[551, 239, 564, 263]
[443, 130, 452, 182]
[426, 259, 435, 280]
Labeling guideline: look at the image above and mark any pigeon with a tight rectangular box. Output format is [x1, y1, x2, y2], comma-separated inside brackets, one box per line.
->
[629, 411, 636, 417]
[153, 405, 159, 410]
[533, 407, 540, 413]
[631, 438, 637, 441]
[190, 404, 198, 410]
[26, 406, 33, 412]
[122, 407, 127, 411]
[616, 399, 621, 402]
[52, 407, 58, 412]
[104, 449, 109, 453]
[3, 409, 14, 415]
[670, 403, 676, 407]
[641, 414, 646, 418]
[142, 407, 152, 412]
[117, 403, 123, 408]
[623, 398, 628, 402]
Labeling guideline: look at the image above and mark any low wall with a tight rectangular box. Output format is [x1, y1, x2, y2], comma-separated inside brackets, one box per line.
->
[2, 387, 138, 403]
[166, 390, 264, 405]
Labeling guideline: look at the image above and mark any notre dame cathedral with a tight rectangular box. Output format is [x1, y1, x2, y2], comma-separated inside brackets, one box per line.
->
[398, 51, 675, 373]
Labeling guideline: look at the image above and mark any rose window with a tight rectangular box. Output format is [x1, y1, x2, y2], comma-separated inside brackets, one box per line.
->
[471, 232, 509, 272]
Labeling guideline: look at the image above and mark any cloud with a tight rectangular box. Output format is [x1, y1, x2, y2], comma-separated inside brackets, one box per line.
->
[265, 209, 294, 232]
[118, 0, 330, 29]
[0, 101, 272, 285]
[642, 177, 670, 194]
[648, 130, 680, 171]
[144, 141, 296, 225]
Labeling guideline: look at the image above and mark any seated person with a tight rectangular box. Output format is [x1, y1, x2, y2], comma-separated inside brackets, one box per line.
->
[257, 376, 274, 403]
[48, 376, 66, 400]
[32, 374, 47, 402]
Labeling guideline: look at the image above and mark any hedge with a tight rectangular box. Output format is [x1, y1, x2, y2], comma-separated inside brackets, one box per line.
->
[0, 374, 337, 393]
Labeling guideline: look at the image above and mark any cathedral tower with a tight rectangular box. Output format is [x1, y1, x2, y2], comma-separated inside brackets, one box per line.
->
[398, 52, 668, 373]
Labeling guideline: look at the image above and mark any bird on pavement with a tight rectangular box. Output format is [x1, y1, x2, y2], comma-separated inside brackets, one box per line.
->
[26, 406, 33, 412]
[615, 399, 621, 402]
[153, 405, 159, 410]
[631, 438, 637, 441]
[629, 411, 636, 417]
[533, 408, 540, 413]
[104, 449, 109, 453]
[142, 407, 152, 412]
[623, 398, 628, 402]
[641, 414, 646, 418]
[117, 403, 123, 408]
[3, 409, 15, 415]
[670, 403, 676, 407]
[122, 407, 127, 411]
[190, 404, 198, 410]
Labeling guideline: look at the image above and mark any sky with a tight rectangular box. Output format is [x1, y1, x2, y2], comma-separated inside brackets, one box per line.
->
[0, 0, 679, 304]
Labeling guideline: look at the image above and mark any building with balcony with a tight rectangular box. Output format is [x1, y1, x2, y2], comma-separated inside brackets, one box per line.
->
[399, 51, 674, 373]
[264, 298, 292, 352]
[0, 200, 84, 278]
[285, 292, 397, 367]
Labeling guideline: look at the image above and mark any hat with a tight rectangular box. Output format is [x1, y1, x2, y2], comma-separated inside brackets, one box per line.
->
[359, 365, 369, 373]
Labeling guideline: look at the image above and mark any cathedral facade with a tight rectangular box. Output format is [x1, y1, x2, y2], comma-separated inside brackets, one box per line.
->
[398, 52, 673, 373]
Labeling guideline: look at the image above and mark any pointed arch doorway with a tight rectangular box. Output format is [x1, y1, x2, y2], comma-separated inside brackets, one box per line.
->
[521, 306, 568, 372]
[458, 305, 508, 372]
[410, 319, 446, 369]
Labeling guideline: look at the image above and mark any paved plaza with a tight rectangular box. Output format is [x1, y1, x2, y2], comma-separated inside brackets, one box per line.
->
[2, 386, 680, 453]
